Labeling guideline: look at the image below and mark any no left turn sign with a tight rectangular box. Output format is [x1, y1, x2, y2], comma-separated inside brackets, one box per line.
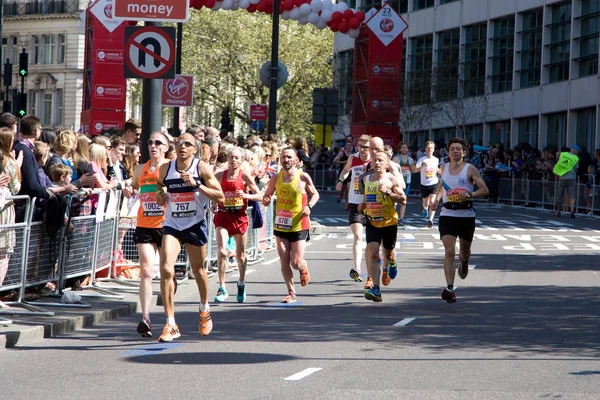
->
[124, 26, 176, 79]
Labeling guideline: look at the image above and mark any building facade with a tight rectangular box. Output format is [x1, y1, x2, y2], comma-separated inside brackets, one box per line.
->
[2, 0, 86, 129]
[334, 0, 600, 152]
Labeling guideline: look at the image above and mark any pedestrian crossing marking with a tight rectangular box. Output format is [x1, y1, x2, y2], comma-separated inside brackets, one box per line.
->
[393, 318, 416, 327]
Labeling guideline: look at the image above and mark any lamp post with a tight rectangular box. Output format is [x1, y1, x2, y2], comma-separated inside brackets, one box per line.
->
[267, 0, 280, 136]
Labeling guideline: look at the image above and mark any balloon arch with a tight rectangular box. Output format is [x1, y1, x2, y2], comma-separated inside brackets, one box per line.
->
[189, 0, 366, 38]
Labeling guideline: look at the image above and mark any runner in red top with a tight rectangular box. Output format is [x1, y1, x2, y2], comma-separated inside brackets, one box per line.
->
[212, 147, 262, 303]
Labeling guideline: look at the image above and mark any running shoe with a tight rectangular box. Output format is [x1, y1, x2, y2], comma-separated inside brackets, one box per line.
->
[398, 219, 404, 226]
[364, 286, 382, 302]
[136, 317, 152, 338]
[423, 209, 429, 218]
[214, 287, 229, 302]
[427, 220, 433, 229]
[237, 283, 246, 303]
[349, 269, 363, 283]
[199, 310, 213, 336]
[388, 262, 398, 280]
[441, 288, 457, 303]
[381, 268, 391, 286]
[364, 276, 373, 290]
[282, 291, 297, 303]
[158, 324, 181, 342]
[300, 263, 310, 286]
[458, 259, 468, 280]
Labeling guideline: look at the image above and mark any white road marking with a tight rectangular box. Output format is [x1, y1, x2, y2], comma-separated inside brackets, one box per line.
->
[470, 265, 476, 270]
[263, 257, 280, 265]
[284, 368, 322, 381]
[393, 318, 416, 327]
[312, 234, 324, 241]
[245, 269, 256, 275]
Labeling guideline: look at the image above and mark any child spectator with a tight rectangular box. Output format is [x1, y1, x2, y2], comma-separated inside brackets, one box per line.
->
[50, 163, 73, 188]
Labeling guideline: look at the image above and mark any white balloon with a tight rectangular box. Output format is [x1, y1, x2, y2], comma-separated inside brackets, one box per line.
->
[321, 0, 332, 10]
[299, 3, 311, 16]
[282, 10, 291, 19]
[211, 2, 222, 10]
[310, 0, 322, 12]
[337, 1, 348, 11]
[307, 12, 320, 24]
[222, 0, 232, 9]
[249, 0, 260, 4]
[316, 18, 328, 29]
[320, 9, 332, 22]
[289, 7, 300, 20]
[298, 15, 309, 24]
[239, 0, 250, 8]
[348, 28, 360, 38]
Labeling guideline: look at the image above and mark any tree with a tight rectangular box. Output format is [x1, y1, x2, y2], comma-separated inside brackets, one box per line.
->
[399, 72, 437, 147]
[180, 10, 333, 137]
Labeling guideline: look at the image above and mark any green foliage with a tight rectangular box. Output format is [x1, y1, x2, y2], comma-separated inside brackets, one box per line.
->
[182, 9, 333, 137]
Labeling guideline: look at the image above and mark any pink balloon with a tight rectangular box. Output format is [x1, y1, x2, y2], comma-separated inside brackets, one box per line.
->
[348, 17, 360, 30]
[338, 20, 349, 33]
[343, 9, 354, 21]
[331, 11, 343, 23]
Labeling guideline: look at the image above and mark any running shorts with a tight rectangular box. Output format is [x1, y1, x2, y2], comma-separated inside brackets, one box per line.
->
[213, 210, 249, 236]
[347, 203, 362, 224]
[438, 216, 476, 242]
[365, 221, 397, 250]
[164, 220, 209, 247]
[421, 183, 438, 198]
[274, 229, 310, 243]
[134, 227, 164, 248]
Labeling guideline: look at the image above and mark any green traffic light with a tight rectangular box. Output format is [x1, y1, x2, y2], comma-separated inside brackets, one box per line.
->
[19, 110, 25, 116]
[19, 69, 26, 76]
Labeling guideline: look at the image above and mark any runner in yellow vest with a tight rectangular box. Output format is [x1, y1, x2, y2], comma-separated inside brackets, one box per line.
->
[358, 151, 406, 302]
[262, 147, 320, 303]
[553, 145, 580, 218]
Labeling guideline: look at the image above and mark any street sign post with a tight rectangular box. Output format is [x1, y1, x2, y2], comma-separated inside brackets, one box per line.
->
[250, 104, 267, 121]
[161, 75, 194, 107]
[124, 26, 176, 79]
[113, 0, 190, 22]
[251, 120, 265, 132]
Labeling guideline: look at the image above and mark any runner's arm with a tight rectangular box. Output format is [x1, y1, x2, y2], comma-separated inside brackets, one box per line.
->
[242, 172, 263, 201]
[301, 172, 320, 217]
[261, 174, 277, 206]
[155, 163, 169, 206]
[387, 175, 407, 205]
[125, 164, 144, 197]
[197, 160, 225, 204]
[335, 154, 354, 191]
[332, 150, 345, 165]
[389, 161, 406, 190]
[468, 165, 489, 198]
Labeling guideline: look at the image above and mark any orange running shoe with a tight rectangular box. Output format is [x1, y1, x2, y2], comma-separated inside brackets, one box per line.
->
[364, 276, 373, 290]
[282, 291, 297, 303]
[158, 324, 180, 342]
[199, 310, 213, 336]
[299, 262, 310, 286]
[382, 268, 391, 286]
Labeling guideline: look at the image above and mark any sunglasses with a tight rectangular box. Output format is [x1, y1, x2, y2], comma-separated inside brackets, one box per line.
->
[359, 145, 369, 150]
[148, 139, 165, 146]
[264, 153, 272, 157]
[176, 140, 196, 148]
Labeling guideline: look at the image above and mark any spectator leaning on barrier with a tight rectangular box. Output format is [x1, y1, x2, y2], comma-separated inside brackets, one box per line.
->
[553, 145, 580, 218]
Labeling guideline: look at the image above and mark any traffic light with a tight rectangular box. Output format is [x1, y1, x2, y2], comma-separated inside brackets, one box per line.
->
[3, 61, 12, 87]
[17, 93, 26, 117]
[18, 50, 28, 77]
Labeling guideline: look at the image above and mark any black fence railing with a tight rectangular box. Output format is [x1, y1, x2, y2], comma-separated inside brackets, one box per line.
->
[3, 0, 84, 17]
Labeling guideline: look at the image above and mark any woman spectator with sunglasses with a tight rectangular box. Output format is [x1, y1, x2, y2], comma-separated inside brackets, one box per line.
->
[123, 131, 170, 338]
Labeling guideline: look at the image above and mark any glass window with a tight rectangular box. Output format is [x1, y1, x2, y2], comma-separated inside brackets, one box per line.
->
[42, 91, 52, 125]
[576, 107, 596, 151]
[518, 8, 543, 88]
[56, 89, 64, 126]
[409, 34, 433, 105]
[491, 16, 515, 93]
[29, 90, 37, 116]
[463, 22, 487, 97]
[489, 120, 511, 147]
[546, 1, 571, 83]
[439, 0, 460, 4]
[546, 112, 568, 148]
[465, 124, 483, 145]
[335, 50, 354, 117]
[361, 0, 408, 13]
[432, 127, 456, 148]
[577, 1, 600, 77]
[1, 38, 7, 64]
[57, 34, 65, 64]
[517, 116, 539, 146]
[43, 35, 55, 64]
[31, 35, 39, 64]
[436, 28, 460, 101]
[413, 0, 433, 12]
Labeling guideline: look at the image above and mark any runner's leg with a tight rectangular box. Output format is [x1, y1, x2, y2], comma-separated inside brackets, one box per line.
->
[459, 238, 472, 264]
[366, 242, 381, 287]
[159, 235, 180, 320]
[276, 237, 294, 293]
[234, 232, 248, 283]
[350, 222, 363, 272]
[185, 242, 209, 306]
[215, 227, 229, 288]
[138, 242, 159, 319]
[441, 235, 457, 287]
[427, 193, 437, 226]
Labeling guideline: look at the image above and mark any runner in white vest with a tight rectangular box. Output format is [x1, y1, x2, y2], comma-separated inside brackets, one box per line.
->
[413, 141, 440, 228]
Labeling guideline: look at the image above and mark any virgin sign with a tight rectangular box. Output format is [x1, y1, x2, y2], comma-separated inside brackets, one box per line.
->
[161, 75, 194, 107]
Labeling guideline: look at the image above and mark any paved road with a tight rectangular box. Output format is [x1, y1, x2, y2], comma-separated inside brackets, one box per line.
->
[3, 193, 600, 399]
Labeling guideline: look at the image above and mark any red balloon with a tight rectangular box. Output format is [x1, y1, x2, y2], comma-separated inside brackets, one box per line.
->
[293, 0, 303, 6]
[331, 11, 343, 23]
[283, 0, 294, 10]
[256, 0, 267, 12]
[348, 17, 360, 30]
[343, 9, 354, 21]
[329, 22, 339, 32]
[355, 10, 366, 22]
[247, 3, 256, 12]
[338, 20, 349, 33]
[204, 0, 215, 8]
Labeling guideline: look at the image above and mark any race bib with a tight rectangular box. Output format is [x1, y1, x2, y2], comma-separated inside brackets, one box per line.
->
[401, 166, 411, 179]
[275, 209, 293, 230]
[141, 192, 164, 217]
[425, 167, 435, 179]
[171, 192, 196, 218]
[223, 191, 244, 211]
[446, 188, 467, 203]
[352, 166, 364, 193]
[364, 194, 383, 221]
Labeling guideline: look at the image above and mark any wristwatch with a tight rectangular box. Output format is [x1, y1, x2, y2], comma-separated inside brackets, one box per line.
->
[385, 189, 392, 196]
[467, 192, 473, 199]
[308, 203, 313, 210]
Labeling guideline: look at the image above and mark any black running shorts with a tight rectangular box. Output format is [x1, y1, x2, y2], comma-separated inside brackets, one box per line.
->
[134, 227, 164, 248]
[274, 229, 310, 243]
[365, 221, 397, 250]
[163, 220, 209, 247]
[438, 216, 476, 242]
[347, 203, 362, 224]
[420, 183, 438, 198]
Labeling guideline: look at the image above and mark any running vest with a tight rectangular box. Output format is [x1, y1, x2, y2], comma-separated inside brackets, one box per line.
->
[363, 174, 398, 228]
[440, 163, 475, 218]
[397, 154, 412, 184]
[137, 161, 165, 229]
[274, 170, 310, 232]
[417, 156, 439, 186]
[163, 158, 207, 230]
[218, 169, 247, 213]
[347, 153, 371, 205]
